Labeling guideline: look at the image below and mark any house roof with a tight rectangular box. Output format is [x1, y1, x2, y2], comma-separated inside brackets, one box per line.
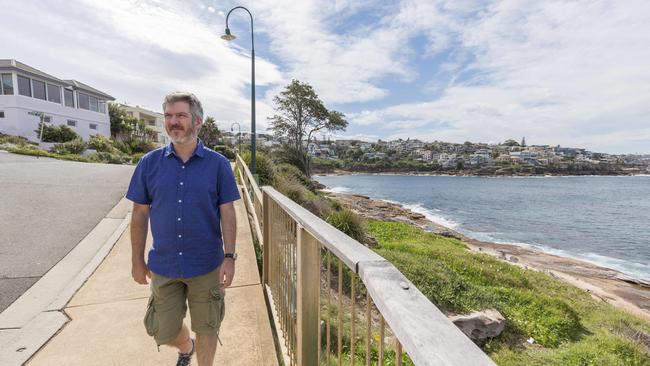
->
[0, 59, 115, 100]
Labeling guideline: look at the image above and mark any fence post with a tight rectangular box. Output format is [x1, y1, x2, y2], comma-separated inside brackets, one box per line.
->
[262, 190, 271, 285]
[296, 225, 320, 366]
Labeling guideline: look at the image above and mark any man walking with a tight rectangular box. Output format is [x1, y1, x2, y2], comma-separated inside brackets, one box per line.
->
[126, 92, 240, 366]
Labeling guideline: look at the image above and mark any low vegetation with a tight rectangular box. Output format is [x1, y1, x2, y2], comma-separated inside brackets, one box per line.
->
[367, 220, 650, 365]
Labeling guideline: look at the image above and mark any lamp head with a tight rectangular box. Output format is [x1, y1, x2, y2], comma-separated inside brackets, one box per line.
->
[221, 28, 236, 41]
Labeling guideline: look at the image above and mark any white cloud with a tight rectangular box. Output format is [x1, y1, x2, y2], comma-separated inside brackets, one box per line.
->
[347, 0, 650, 153]
[0, 0, 283, 130]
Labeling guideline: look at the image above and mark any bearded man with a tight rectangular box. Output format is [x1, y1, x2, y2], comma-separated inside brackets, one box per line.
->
[126, 92, 240, 366]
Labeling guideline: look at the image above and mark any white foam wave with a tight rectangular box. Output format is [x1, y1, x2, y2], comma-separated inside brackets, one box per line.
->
[322, 186, 353, 193]
[401, 202, 461, 229]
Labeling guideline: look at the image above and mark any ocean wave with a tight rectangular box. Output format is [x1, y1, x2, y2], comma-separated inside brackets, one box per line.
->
[322, 186, 353, 193]
[401, 202, 461, 229]
[465, 233, 650, 281]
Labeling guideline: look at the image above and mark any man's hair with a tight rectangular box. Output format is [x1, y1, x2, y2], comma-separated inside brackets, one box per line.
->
[162, 92, 204, 123]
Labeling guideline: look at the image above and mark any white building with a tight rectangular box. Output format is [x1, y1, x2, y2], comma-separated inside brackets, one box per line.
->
[0, 60, 114, 142]
[113, 103, 169, 146]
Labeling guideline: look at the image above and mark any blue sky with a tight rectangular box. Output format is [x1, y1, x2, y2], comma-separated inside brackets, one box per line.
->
[1, 0, 649, 153]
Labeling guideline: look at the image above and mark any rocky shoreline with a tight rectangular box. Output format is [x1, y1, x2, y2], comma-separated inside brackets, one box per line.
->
[317, 169, 645, 177]
[326, 191, 650, 321]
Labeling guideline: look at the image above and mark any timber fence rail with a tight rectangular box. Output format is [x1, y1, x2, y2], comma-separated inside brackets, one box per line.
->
[235, 156, 496, 366]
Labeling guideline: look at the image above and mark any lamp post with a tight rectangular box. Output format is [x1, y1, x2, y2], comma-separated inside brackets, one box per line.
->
[222, 6, 256, 176]
[231, 121, 241, 155]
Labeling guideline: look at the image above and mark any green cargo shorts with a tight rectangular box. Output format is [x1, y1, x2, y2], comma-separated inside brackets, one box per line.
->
[143, 267, 226, 346]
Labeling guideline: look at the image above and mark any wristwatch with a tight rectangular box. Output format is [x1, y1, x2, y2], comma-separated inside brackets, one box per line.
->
[225, 252, 238, 260]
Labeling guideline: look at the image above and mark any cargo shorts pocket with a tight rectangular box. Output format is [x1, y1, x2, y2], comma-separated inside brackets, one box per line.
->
[208, 287, 226, 330]
[143, 295, 158, 337]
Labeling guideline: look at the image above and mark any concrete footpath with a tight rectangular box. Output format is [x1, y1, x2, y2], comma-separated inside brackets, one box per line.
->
[25, 189, 278, 365]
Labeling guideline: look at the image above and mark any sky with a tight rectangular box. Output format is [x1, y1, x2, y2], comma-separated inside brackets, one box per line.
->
[1, 0, 649, 154]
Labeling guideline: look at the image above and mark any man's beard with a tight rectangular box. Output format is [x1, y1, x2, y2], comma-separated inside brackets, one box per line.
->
[168, 124, 197, 145]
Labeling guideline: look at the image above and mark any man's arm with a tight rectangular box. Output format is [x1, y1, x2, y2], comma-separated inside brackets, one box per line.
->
[219, 201, 237, 289]
[131, 202, 151, 284]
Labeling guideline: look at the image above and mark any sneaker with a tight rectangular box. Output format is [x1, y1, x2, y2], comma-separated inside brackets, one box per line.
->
[176, 338, 195, 366]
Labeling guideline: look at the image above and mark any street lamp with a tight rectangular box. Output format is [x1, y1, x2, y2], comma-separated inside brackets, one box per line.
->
[231, 121, 242, 155]
[222, 6, 256, 176]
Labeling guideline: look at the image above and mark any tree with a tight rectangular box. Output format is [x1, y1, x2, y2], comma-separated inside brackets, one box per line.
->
[268, 80, 348, 175]
[108, 104, 156, 142]
[521, 136, 526, 147]
[199, 116, 220, 148]
[503, 139, 520, 147]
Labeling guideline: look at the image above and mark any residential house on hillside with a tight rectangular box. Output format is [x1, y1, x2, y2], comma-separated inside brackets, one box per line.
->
[0, 59, 114, 141]
[113, 103, 168, 146]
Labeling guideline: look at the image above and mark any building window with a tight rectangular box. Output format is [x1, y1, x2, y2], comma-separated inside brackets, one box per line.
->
[18, 75, 31, 97]
[89, 96, 98, 112]
[1, 74, 14, 95]
[0, 111, 5, 118]
[43, 116, 51, 123]
[78, 93, 89, 110]
[64, 89, 74, 107]
[127, 111, 133, 117]
[47, 84, 61, 103]
[67, 120, 77, 127]
[89, 123, 97, 130]
[32, 80, 46, 100]
[148, 120, 156, 126]
[98, 100, 106, 114]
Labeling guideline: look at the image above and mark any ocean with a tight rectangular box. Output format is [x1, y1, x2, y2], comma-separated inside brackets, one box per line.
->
[314, 174, 650, 281]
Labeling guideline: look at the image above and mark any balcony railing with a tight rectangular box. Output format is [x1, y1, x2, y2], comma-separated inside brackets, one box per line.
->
[236, 155, 495, 366]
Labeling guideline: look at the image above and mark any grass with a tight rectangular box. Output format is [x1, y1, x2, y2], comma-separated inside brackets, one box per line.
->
[366, 220, 650, 365]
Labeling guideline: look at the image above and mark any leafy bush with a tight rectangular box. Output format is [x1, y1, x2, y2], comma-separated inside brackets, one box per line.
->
[242, 150, 275, 185]
[88, 151, 131, 164]
[276, 163, 319, 191]
[35, 122, 79, 142]
[52, 138, 87, 155]
[88, 134, 114, 153]
[326, 209, 366, 242]
[213, 145, 236, 160]
[131, 152, 145, 164]
[0, 133, 35, 147]
[113, 139, 156, 155]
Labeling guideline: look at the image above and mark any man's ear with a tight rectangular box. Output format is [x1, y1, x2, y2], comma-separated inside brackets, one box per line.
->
[194, 117, 203, 127]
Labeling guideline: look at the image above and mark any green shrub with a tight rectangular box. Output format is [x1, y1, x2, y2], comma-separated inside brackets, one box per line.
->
[242, 151, 275, 185]
[131, 152, 145, 164]
[276, 163, 319, 191]
[88, 134, 114, 152]
[0, 133, 35, 147]
[213, 145, 236, 160]
[52, 138, 87, 155]
[326, 209, 366, 242]
[89, 151, 131, 164]
[35, 122, 79, 142]
[113, 139, 156, 155]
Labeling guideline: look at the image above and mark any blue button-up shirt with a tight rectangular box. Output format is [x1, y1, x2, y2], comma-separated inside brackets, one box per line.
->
[126, 139, 240, 278]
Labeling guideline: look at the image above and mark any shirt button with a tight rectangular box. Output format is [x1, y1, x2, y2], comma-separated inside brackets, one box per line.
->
[179, 252, 183, 256]
[182, 166, 185, 169]
[177, 217, 181, 221]
[178, 234, 182, 238]
[178, 199, 182, 203]
[180, 182, 184, 185]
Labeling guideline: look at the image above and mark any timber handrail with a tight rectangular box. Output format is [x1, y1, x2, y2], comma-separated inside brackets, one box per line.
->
[235, 156, 495, 365]
[235, 154, 263, 245]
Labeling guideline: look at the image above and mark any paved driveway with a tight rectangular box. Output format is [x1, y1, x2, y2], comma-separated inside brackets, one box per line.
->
[0, 152, 134, 312]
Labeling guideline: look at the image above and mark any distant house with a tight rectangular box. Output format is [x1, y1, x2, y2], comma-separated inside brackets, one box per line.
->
[0, 59, 114, 141]
[113, 103, 168, 146]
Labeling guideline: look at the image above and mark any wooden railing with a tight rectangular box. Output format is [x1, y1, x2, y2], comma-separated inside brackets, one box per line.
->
[235, 156, 495, 366]
[236, 154, 263, 244]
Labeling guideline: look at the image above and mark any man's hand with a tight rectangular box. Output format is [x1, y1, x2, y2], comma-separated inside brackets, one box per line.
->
[132, 261, 151, 285]
[219, 259, 235, 290]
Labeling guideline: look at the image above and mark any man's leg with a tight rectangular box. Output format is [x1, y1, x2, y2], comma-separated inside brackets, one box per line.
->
[186, 267, 226, 366]
[166, 323, 193, 353]
[196, 334, 218, 366]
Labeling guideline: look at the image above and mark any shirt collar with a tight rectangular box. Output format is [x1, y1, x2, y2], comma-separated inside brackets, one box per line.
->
[164, 139, 206, 159]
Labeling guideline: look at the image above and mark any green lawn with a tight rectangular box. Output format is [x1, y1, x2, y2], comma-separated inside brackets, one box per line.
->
[367, 220, 650, 366]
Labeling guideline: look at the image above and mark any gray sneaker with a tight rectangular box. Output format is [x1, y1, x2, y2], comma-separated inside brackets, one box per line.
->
[176, 338, 195, 366]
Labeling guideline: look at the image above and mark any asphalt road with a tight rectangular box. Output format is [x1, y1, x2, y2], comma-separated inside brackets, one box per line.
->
[0, 152, 134, 312]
